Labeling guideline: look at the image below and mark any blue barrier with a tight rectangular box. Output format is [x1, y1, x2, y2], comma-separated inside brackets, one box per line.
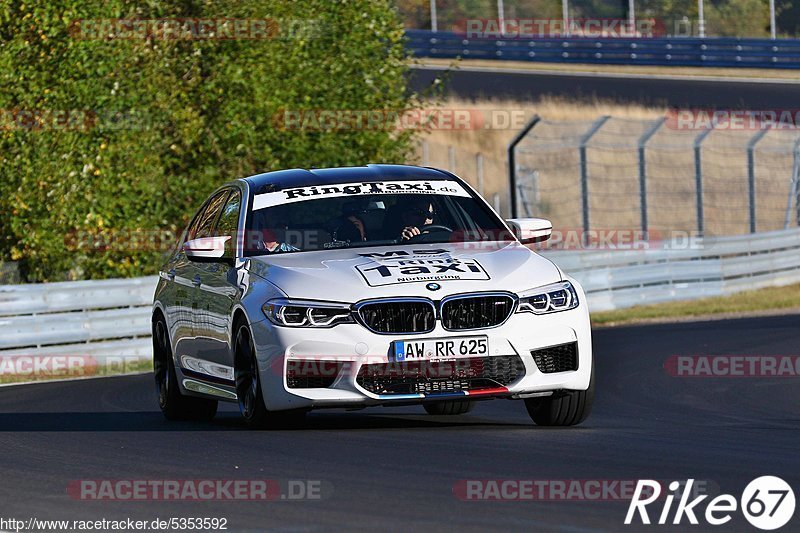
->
[406, 29, 800, 69]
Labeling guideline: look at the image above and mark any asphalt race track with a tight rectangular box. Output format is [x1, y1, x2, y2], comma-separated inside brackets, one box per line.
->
[0, 315, 798, 531]
[409, 65, 800, 108]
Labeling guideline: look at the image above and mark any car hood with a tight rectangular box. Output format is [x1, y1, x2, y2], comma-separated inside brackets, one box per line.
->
[246, 242, 562, 302]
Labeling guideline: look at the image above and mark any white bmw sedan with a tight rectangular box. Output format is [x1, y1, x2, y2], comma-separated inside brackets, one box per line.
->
[152, 165, 593, 428]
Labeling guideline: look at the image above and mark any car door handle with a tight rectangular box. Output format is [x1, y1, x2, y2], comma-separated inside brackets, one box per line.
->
[192, 276, 202, 287]
[167, 269, 176, 281]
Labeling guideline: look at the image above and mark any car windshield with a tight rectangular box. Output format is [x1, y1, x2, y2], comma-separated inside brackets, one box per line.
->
[244, 179, 513, 255]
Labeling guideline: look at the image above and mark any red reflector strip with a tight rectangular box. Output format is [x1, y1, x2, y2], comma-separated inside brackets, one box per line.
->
[464, 386, 509, 397]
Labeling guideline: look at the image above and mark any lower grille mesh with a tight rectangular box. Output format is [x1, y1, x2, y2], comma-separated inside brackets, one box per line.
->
[356, 355, 525, 395]
[530, 342, 578, 373]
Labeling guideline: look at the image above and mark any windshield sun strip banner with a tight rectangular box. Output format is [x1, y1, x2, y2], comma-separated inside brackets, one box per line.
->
[252, 180, 471, 210]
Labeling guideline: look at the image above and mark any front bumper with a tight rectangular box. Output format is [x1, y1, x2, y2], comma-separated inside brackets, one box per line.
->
[249, 302, 592, 412]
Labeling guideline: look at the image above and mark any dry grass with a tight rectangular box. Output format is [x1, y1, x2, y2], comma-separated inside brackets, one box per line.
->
[416, 58, 800, 81]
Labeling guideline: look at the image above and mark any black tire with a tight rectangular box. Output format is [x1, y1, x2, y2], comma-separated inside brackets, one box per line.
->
[153, 315, 218, 421]
[233, 321, 306, 429]
[423, 400, 475, 415]
[524, 361, 594, 426]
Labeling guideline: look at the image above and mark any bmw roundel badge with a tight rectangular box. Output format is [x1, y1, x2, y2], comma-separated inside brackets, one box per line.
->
[426, 282, 441, 291]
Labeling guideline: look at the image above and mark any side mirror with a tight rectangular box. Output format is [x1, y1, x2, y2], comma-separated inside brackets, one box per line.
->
[184, 236, 232, 262]
[506, 218, 552, 244]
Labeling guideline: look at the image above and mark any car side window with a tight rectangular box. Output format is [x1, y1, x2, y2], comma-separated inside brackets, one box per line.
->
[194, 190, 230, 240]
[217, 190, 241, 237]
[185, 205, 207, 243]
[216, 190, 241, 257]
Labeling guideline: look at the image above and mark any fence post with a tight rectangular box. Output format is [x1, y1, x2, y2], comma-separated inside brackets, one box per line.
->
[693, 125, 715, 237]
[476, 153, 484, 196]
[637, 117, 666, 239]
[746, 127, 770, 234]
[508, 115, 541, 218]
[579, 116, 611, 243]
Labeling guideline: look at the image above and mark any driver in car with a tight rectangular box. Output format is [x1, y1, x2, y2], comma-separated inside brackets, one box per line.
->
[399, 197, 436, 241]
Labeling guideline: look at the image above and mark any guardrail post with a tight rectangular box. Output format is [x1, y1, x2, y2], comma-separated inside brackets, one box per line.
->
[637, 117, 666, 239]
[579, 116, 611, 243]
[789, 136, 800, 229]
[746, 127, 770, 234]
[693, 125, 715, 237]
[508, 115, 541, 218]
[794, 141, 800, 227]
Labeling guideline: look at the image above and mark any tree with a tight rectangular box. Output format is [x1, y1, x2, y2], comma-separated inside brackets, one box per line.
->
[705, 0, 770, 37]
[0, 0, 422, 281]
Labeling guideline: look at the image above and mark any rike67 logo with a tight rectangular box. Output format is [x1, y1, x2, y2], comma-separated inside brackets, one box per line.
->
[626, 477, 795, 530]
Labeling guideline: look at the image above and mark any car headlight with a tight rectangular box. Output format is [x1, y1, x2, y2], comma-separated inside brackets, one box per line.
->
[262, 299, 354, 328]
[517, 281, 579, 315]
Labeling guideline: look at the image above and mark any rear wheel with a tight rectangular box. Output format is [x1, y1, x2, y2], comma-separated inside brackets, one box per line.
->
[423, 400, 475, 415]
[524, 362, 594, 426]
[153, 315, 217, 421]
[234, 321, 305, 429]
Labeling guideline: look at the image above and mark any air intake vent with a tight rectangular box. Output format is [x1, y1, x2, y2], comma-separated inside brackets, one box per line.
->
[530, 342, 578, 373]
[356, 355, 525, 395]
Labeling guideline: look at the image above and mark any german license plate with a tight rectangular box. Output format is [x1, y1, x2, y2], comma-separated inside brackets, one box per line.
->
[391, 336, 488, 362]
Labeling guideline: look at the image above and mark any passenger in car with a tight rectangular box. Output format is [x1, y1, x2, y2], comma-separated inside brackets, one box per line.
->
[251, 210, 300, 253]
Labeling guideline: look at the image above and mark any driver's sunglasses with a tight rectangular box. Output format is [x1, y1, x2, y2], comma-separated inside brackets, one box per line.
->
[410, 207, 435, 218]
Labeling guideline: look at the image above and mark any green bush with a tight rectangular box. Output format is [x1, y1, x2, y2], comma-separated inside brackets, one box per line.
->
[0, 0, 422, 282]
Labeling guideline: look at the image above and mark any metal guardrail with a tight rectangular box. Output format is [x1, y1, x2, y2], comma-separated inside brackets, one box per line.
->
[544, 227, 800, 311]
[406, 29, 800, 68]
[0, 276, 157, 357]
[0, 228, 798, 357]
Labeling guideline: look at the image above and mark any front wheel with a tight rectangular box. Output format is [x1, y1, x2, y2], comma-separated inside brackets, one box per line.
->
[524, 362, 594, 426]
[153, 316, 217, 421]
[234, 322, 305, 429]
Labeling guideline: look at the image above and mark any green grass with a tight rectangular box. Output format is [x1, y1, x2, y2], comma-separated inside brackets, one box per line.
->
[591, 283, 800, 326]
[0, 358, 152, 385]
